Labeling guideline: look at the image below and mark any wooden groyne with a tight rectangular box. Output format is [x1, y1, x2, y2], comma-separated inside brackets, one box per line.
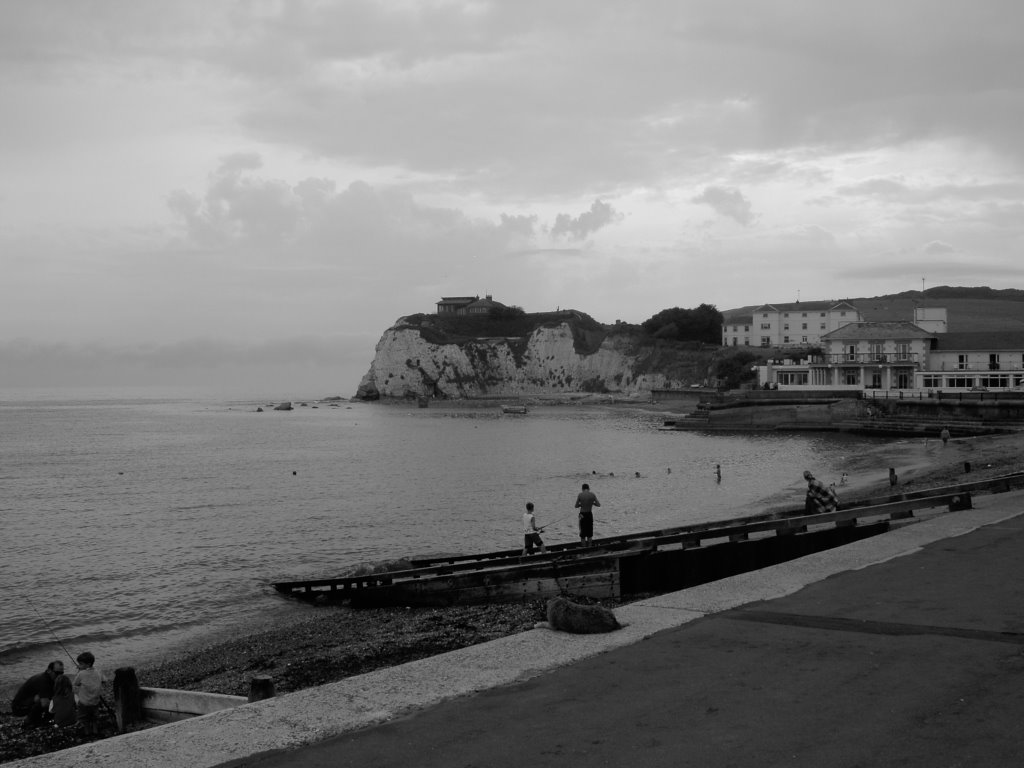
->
[272, 472, 1024, 607]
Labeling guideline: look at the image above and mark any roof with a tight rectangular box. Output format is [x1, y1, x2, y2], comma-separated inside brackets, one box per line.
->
[821, 321, 935, 341]
[723, 314, 753, 326]
[438, 296, 479, 305]
[751, 301, 859, 313]
[933, 331, 1024, 351]
[466, 296, 506, 310]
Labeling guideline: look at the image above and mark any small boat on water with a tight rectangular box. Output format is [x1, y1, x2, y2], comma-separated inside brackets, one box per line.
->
[501, 404, 528, 414]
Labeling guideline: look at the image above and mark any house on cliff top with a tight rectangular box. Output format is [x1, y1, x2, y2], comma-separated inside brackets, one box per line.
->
[436, 295, 507, 316]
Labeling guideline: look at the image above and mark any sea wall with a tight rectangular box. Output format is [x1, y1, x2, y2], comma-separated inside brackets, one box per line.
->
[356, 322, 695, 399]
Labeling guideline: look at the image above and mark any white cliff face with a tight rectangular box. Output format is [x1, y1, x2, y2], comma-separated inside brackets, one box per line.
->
[357, 322, 686, 399]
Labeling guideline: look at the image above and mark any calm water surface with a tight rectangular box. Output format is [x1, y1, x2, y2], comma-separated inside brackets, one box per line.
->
[0, 391, 881, 695]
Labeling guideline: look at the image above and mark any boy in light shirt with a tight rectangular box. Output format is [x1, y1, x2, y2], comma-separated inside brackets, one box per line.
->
[73, 651, 105, 736]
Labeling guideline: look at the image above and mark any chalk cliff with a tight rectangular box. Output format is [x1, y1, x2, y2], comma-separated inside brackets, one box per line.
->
[356, 314, 712, 400]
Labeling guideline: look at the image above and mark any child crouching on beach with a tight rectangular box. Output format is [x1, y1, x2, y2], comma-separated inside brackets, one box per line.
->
[49, 673, 77, 728]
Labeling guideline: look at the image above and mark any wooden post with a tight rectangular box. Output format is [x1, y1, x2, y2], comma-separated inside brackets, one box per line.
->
[248, 676, 276, 702]
[113, 667, 144, 733]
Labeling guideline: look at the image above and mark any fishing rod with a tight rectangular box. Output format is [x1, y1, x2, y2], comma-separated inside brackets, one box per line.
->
[15, 589, 118, 721]
[538, 511, 578, 532]
[15, 588, 77, 668]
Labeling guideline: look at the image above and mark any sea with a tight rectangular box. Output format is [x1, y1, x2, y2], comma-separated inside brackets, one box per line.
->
[0, 388, 884, 698]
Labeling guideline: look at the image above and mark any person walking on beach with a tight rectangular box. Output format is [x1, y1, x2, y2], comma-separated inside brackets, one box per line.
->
[803, 470, 838, 514]
[522, 502, 546, 555]
[73, 651, 105, 737]
[11, 660, 63, 729]
[940, 426, 951, 445]
[575, 483, 601, 546]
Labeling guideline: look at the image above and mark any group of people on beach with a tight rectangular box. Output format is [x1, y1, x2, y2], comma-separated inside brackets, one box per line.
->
[10, 651, 105, 734]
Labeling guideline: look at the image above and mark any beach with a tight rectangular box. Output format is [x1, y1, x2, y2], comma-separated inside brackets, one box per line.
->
[4, 427, 1023, 763]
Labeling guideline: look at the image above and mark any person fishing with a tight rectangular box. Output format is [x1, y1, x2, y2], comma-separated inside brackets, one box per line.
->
[11, 660, 64, 729]
[521, 502, 547, 555]
[575, 483, 601, 546]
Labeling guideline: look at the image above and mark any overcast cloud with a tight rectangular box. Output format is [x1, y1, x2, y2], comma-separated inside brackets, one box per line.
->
[2, 0, 1023, 394]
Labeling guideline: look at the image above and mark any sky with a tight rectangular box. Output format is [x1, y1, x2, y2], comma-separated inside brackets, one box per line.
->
[2, 0, 1023, 395]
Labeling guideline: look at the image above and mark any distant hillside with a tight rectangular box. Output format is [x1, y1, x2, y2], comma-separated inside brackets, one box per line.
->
[724, 286, 1024, 333]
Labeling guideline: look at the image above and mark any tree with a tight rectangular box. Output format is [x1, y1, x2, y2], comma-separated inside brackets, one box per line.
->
[489, 305, 526, 320]
[641, 304, 723, 344]
[715, 351, 759, 389]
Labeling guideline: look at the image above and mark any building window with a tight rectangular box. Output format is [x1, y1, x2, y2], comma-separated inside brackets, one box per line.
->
[762, 313, 768, 318]
[761, 323, 771, 330]
[783, 324, 789, 330]
[896, 343, 910, 360]
[783, 313, 789, 318]
[870, 343, 884, 361]
[801, 336, 808, 343]
[744, 325, 749, 332]
[843, 369, 859, 385]
[820, 313, 826, 317]
[846, 345, 856, 361]
[783, 336, 791, 344]
[820, 323, 826, 330]
[840, 311, 847, 317]
[948, 376, 974, 388]
[743, 338, 749, 346]
[922, 375, 941, 388]
[958, 354, 969, 370]
[778, 372, 808, 385]
[761, 337, 771, 347]
[989, 354, 1001, 371]
[801, 323, 807, 330]
[980, 375, 1009, 388]
[802, 313, 808, 318]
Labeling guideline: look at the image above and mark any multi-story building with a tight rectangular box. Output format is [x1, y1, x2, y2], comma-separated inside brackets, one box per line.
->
[805, 321, 933, 389]
[755, 308, 1024, 392]
[722, 301, 862, 348]
[921, 331, 1024, 390]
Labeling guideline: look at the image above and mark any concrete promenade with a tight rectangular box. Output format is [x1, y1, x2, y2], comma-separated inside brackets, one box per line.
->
[16, 491, 1024, 767]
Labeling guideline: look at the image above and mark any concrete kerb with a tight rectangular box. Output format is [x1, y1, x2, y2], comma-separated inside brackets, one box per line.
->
[12, 492, 1024, 768]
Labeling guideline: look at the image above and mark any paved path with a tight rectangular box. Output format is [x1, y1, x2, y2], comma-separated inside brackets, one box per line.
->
[17, 492, 1024, 768]
[234, 501, 1024, 768]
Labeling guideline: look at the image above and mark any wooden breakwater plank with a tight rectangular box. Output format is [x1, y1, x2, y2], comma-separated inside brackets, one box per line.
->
[348, 558, 621, 607]
[607, 492, 966, 556]
[620, 521, 890, 595]
[140, 687, 249, 724]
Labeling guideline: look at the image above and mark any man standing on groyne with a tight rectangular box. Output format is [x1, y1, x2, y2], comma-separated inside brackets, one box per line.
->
[575, 483, 601, 546]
